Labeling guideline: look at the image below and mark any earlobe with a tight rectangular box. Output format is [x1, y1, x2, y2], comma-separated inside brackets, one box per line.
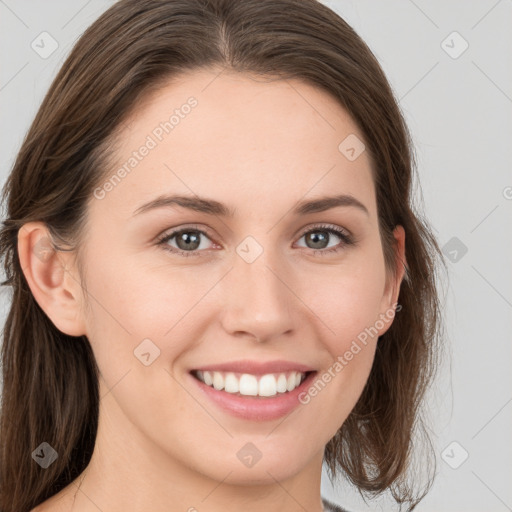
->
[17, 222, 86, 337]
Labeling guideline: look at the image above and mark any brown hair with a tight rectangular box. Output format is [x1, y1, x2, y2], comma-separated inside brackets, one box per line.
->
[0, 0, 446, 510]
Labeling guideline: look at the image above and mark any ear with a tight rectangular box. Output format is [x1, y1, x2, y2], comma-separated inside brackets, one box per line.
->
[377, 224, 407, 336]
[17, 222, 87, 337]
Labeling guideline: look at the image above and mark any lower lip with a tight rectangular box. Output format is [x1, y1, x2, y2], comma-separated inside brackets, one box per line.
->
[188, 371, 317, 422]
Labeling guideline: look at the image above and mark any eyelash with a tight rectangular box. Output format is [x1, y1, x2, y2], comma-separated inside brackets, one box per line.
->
[155, 223, 355, 258]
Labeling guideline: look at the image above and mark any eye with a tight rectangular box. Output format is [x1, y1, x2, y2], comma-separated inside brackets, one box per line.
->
[294, 224, 354, 255]
[156, 225, 217, 258]
[156, 223, 355, 258]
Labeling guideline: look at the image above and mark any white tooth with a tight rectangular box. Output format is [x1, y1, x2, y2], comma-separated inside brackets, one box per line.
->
[286, 372, 296, 392]
[212, 371, 224, 390]
[224, 372, 239, 393]
[295, 372, 302, 387]
[239, 374, 258, 396]
[196, 370, 204, 382]
[276, 373, 288, 393]
[203, 371, 213, 386]
[258, 374, 277, 396]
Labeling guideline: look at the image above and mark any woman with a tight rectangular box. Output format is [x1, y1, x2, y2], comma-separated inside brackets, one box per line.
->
[0, 1, 445, 511]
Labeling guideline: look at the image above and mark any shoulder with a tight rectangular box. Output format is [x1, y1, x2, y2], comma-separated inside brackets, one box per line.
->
[322, 496, 352, 512]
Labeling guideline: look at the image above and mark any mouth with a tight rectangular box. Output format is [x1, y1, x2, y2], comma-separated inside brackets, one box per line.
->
[190, 369, 313, 398]
[187, 362, 318, 421]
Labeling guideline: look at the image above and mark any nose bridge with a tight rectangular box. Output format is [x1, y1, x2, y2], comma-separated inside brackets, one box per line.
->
[221, 238, 295, 340]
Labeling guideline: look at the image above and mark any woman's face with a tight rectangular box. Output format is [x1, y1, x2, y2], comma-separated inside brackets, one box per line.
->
[73, 68, 404, 484]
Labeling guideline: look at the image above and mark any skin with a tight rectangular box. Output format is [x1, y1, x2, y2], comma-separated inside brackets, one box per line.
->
[20, 67, 405, 512]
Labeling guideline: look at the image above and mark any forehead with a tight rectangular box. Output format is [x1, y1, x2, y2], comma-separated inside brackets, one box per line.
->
[91, 68, 376, 221]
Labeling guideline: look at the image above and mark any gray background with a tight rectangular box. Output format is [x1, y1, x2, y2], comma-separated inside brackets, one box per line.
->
[1, 1, 511, 511]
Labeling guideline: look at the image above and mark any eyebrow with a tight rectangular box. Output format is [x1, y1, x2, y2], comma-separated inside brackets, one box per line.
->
[132, 193, 369, 217]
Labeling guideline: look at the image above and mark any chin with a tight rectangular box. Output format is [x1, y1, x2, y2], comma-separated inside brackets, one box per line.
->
[193, 445, 312, 485]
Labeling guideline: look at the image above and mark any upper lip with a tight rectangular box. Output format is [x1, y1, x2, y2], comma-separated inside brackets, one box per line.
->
[192, 359, 316, 375]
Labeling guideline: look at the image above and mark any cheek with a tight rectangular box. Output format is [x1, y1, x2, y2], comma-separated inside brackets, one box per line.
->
[80, 249, 218, 377]
[307, 252, 387, 350]
[295, 272, 385, 441]
[83, 246, 200, 331]
[295, 247, 387, 416]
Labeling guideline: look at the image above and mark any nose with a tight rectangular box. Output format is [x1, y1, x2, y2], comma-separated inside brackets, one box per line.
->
[219, 248, 296, 343]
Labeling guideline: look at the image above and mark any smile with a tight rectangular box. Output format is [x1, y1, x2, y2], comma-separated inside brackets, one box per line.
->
[188, 361, 318, 421]
[192, 370, 308, 397]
